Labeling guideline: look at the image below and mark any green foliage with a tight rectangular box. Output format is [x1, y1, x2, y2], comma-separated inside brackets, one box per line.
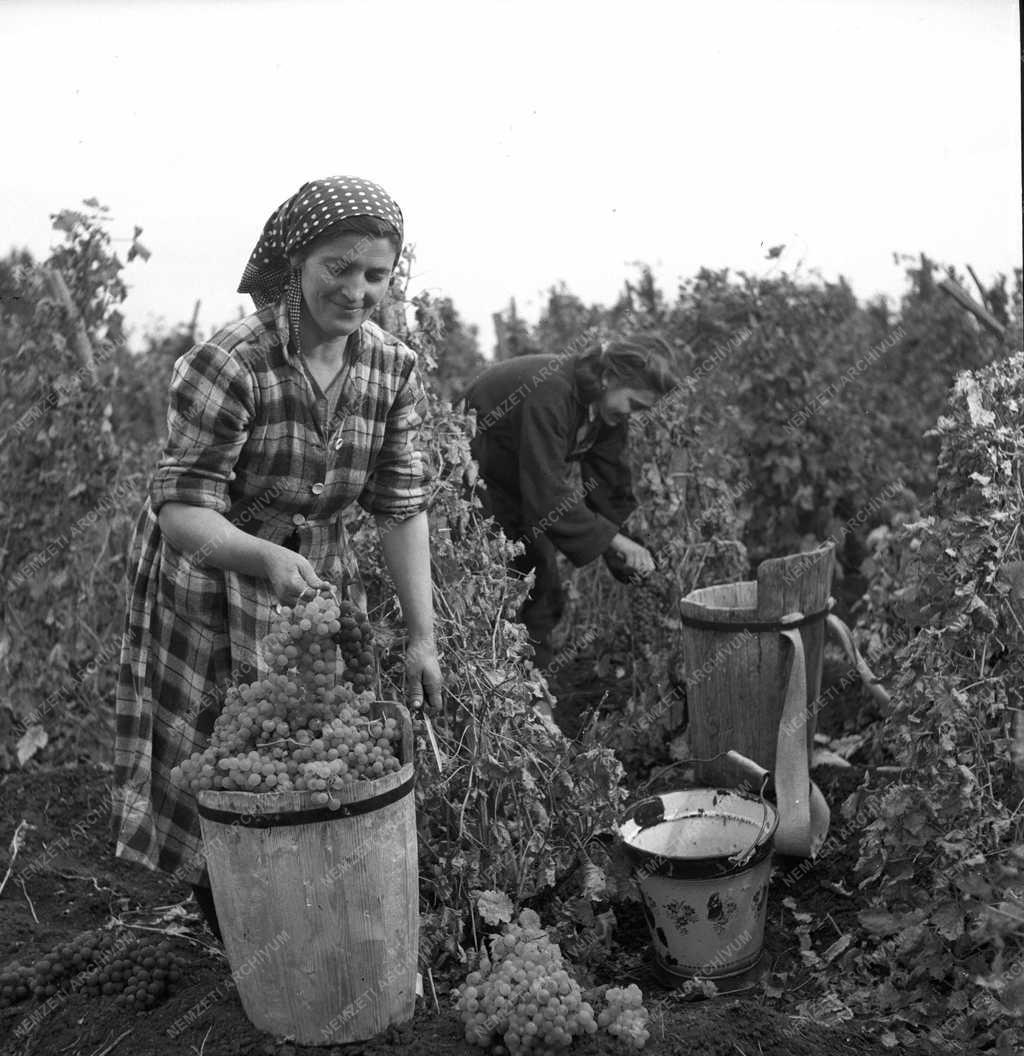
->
[47, 200, 149, 343]
[846, 352, 1024, 1050]
[532, 259, 1015, 776]
[106, 323, 195, 448]
[5, 199, 1024, 1041]
[0, 206, 153, 769]
[491, 297, 540, 359]
[531, 283, 606, 357]
[350, 270, 631, 964]
[557, 304, 752, 766]
[409, 292, 485, 402]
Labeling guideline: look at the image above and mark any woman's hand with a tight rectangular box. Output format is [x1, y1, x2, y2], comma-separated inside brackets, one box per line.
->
[376, 512, 442, 709]
[405, 636, 443, 712]
[261, 545, 332, 606]
[607, 534, 656, 578]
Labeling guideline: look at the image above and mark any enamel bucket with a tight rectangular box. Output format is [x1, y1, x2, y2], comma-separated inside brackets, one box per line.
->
[619, 788, 777, 983]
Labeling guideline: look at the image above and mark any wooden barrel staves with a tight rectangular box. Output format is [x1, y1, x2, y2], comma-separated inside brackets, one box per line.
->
[678, 544, 835, 789]
[196, 703, 417, 1046]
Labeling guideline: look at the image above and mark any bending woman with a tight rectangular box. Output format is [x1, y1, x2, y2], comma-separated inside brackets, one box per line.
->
[464, 336, 675, 667]
[112, 176, 442, 932]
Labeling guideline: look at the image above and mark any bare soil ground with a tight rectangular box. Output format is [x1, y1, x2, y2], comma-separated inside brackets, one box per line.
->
[1, 623, 925, 1056]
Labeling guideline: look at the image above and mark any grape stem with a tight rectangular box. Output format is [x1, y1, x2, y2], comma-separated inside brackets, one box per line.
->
[90, 1026, 134, 1056]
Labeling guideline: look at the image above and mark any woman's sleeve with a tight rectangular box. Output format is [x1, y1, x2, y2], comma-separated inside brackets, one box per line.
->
[518, 399, 619, 567]
[581, 422, 638, 526]
[358, 357, 430, 523]
[149, 343, 256, 514]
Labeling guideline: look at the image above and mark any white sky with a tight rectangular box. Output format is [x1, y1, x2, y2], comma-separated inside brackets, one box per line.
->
[1, 0, 1020, 354]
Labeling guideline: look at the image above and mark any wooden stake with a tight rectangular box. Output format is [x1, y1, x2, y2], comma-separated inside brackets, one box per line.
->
[938, 276, 1006, 339]
[492, 311, 510, 361]
[41, 267, 98, 383]
[965, 264, 990, 311]
[187, 299, 202, 342]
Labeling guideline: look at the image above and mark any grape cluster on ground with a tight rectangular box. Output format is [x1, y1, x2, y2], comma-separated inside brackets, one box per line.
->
[597, 985, 651, 1051]
[455, 909, 652, 1055]
[171, 592, 402, 808]
[0, 928, 185, 1014]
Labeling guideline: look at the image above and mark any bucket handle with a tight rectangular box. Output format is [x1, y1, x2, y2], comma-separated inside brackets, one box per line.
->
[719, 750, 786, 869]
[724, 758, 773, 870]
[825, 613, 892, 715]
[636, 749, 742, 798]
[632, 751, 774, 869]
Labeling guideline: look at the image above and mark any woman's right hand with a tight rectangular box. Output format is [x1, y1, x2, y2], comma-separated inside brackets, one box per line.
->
[607, 534, 656, 578]
[261, 545, 333, 606]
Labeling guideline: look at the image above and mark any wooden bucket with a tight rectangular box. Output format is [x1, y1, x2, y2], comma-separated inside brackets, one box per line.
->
[196, 704, 418, 1046]
[678, 544, 834, 788]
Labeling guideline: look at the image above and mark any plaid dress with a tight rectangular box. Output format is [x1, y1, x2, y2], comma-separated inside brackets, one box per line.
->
[112, 298, 428, 886]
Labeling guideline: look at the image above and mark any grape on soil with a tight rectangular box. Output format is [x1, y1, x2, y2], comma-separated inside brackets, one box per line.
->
[454, 910, 651, 1054]
[0, 929, 186, 1014]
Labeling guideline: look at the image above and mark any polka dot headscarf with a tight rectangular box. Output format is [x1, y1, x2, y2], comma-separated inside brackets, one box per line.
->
[237, 175, 404, 310]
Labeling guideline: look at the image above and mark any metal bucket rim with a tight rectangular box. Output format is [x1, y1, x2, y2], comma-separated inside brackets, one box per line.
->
[196, 761, 415, 827]
[619, 788, 778, 878]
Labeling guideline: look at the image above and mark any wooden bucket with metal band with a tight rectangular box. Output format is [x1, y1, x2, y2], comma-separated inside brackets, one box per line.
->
[678, 545, 835, 857]
[196, 703, 417, 1046]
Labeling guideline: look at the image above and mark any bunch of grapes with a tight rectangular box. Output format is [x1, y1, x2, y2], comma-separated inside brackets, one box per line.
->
[627, 576, 667, 636]
[1, 927, 111, 1006]
[0, 964, 31, 1008]
[332, 604, 376, 693]
[0, 930, 184, 1013]
[455, 910, 598, 1055]
[171, 593, 403, 806]
[87, 937, 185, 1011]
[597, 985, 650, 1050]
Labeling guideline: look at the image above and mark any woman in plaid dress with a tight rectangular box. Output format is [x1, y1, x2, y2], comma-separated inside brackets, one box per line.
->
[112, 177, 442, 933]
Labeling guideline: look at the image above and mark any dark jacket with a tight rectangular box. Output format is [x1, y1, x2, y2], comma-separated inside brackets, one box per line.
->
[464, 353, 637, 566]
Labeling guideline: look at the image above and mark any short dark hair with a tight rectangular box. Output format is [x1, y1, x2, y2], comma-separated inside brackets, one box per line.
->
[574, 333, 678, 403]
[290, 215, 402, 268]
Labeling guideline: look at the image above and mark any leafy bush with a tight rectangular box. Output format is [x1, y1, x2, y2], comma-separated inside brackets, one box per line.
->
[349, 260, 632, 962]
[847, 352, 1024, 1050]
[541, 260, 1015, 774]
[6, 201, 1023, 1027]
[0, 207, 154, 769]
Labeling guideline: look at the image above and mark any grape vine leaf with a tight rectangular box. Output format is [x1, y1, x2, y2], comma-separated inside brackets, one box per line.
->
[16, 724, 48, 766]
[474, 889, 514, 925]
[997, 560, 1024, 603]
[857, 908, 901, 936]
[580, 861, 608, 900]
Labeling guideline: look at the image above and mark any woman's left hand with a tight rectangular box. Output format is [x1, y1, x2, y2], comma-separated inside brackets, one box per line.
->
[405, 637, 443, 712]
